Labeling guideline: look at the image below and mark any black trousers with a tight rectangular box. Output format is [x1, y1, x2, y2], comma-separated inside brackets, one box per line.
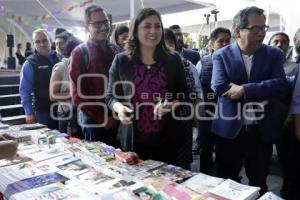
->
[198, 120, 215, 175]
[285, 133, 300, 200]
[215, 125, 273, 195]
[275, 119, 293, 197]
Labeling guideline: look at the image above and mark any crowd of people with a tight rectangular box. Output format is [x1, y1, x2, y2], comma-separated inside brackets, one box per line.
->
[2, 4, 300, 200]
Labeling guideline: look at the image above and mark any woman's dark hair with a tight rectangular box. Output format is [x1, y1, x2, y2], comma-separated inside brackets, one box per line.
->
[55, 31, 72, 42]
[210, 27, 231, 42]
[54, 32, 82, 57]
[164, 28, 178, 50]
[112, 25, 129, 46]
[26, 42, 31, 50]
[55, 28, 67, 36]
[169, 24, 181, 30]
[125, 8, 170, 62]
[65, 36, 82, 57]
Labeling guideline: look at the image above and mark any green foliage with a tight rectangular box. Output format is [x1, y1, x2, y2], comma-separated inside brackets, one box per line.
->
[198, 35, 209, 49]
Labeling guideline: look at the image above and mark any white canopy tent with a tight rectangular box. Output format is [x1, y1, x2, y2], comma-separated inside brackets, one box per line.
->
[1, 0, 300, 67]
[0, 0, 212, 65]
[0, 0, 211, 41]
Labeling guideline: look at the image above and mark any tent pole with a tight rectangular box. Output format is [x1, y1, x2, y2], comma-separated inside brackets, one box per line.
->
[35, 0, 64, 27]
[7, 19, 31, 42]
[130, 0, 135, 19]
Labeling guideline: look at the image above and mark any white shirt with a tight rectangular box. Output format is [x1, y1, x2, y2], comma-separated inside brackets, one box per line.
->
[242, 54, 257, 125]
[242, 54, 253, 79]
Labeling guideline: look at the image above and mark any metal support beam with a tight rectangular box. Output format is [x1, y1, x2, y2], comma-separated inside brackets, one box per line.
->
[130, 0, 135, 19]
[7, 19, 31, 42]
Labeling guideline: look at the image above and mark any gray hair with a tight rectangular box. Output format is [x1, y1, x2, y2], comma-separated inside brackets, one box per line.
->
[232, 6, 265, 31]
[32, 28, 51, 41]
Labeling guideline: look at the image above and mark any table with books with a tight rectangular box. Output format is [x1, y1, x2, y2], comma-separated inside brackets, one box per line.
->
[0, 122, 283, 200]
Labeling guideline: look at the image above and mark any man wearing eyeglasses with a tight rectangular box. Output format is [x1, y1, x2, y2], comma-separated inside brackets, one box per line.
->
[69, 5, 120, 145]
[20, 29, 62, 129]
[211, 6, 288, 195]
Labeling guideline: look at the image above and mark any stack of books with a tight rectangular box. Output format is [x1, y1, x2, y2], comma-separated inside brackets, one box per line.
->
[0, 123, 271, 200]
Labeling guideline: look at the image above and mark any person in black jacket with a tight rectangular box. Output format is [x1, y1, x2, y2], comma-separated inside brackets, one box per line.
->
[15, 43, 25, 66]
[24, 42, 33, 58]
[195, 27, 231, 175]
[106, 8, 189, 167]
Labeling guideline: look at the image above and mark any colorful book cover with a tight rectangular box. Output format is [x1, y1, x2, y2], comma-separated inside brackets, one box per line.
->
[136, 159, 165, 171]
[134, 186, 169, 200]
[161, 183, 196, 200]
[182, 173, 225, 194]
[3, 172, 69, 199]
[151, 165, 196, 183]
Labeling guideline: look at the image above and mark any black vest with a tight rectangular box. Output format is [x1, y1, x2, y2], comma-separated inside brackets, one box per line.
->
[27, 51, 61, 112]
[199, 55, 216, 114]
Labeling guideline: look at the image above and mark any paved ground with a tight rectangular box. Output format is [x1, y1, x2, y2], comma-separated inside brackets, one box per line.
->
[190, 128, 283, 197]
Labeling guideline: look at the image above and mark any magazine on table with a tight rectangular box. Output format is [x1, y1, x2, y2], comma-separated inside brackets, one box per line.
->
[92, 178, 144, 195]
[182, 172, 225, 194]
[10, 123, 46, 131]
[142, 176, 173, 192]
[10, 180, 102, 200]
[133, 186, 169, 200]
[160, 182, 203, 200]
[150, 164, 196, 183]
[3, 172, 69, 200]
[134, 159, 165, 171]
[100, 188, 139, 200]
[56, 159, 90, 178]
[0, 154, 32, 168]
[106, 160, 150, 180]
[200, 192, 230, 200]
[25, 147, 65, 162]
[9, 182, 66, 200]
[37, 153, 76, 167]
[76, 168, 115, 186]
[257, 192, 284, 200]
[208, 179, 260, 200]
[1, 131, 32, 143]
[0, 160, 60, 192]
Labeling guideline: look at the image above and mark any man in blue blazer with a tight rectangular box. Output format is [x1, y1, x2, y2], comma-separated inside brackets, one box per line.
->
[211, 6, 288, 194]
